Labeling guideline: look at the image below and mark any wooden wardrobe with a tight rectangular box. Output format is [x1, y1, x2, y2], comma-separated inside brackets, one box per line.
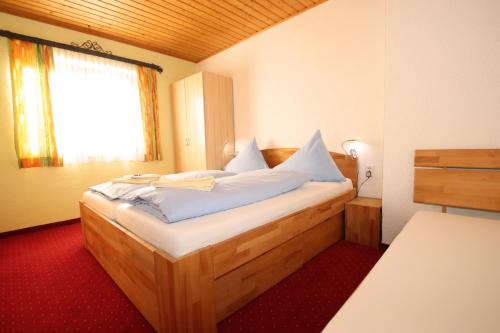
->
[171, 72, 235, 172]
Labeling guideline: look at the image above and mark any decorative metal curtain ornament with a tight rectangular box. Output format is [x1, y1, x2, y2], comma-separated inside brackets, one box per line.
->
[70, 40, 112, 54]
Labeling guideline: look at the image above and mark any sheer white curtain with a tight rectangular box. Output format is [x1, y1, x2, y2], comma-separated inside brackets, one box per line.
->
[50, 48, 145, 164]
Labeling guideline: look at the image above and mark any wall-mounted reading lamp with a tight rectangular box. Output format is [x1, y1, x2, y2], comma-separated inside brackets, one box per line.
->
[342, 139, 371, 192]
[342, 139, 359, 159]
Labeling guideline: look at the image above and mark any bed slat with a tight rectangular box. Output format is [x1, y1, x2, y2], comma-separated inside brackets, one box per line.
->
[415, 149, 500, 168]
[214, 213, 343, 321]
[414, 168, 500, 212]
[211, 189, 355, 278]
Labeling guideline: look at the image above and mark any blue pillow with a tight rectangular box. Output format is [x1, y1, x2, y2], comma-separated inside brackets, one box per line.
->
[274, 130, 346, 182]
[224, 138, 269, 173]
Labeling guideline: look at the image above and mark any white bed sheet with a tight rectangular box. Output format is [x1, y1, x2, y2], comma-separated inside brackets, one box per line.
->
[81, 191, 125, 220]
[115, 180, 353, 258]
[323, 211, 500, 333]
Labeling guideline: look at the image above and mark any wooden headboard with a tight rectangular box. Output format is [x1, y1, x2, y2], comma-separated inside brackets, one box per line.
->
[261, 148, 359, 188]
[414, 149, 500, 212]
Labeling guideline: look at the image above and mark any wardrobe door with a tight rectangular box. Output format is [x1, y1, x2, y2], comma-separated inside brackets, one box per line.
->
[184, 72, 207, 171]
[171, 79, 188, 172]
[202, 72, 235, 170]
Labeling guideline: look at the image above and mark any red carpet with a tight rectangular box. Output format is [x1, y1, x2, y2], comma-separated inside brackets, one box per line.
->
[0, 221, 383, 333]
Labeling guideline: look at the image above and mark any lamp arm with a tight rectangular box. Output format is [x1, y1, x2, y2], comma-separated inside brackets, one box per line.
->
[341, 139, 358, 158]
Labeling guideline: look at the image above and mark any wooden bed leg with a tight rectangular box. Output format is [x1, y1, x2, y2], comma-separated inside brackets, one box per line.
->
[154, 248, 217, 333]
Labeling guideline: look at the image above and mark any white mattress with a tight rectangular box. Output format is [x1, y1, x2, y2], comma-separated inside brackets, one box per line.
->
[323, 211, 500, 333]
[81, 191, 124, 220]
[115, 180, 353, 258]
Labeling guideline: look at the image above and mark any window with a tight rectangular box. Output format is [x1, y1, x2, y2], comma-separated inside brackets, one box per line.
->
[9, 39, 161, 168]
[50, 49, 146, 163]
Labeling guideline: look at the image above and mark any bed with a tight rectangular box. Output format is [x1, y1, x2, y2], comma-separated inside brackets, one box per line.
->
[80, 148, 358, 333]
[323, 149, 500, 333]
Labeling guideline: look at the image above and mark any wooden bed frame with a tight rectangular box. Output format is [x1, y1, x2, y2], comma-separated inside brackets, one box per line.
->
[80, 148, 358, 333]
[323, 149, 500, 333]
[414, 149, 500, 211]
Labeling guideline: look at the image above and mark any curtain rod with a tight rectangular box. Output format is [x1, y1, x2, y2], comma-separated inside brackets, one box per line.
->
[0, 29, 163, 73]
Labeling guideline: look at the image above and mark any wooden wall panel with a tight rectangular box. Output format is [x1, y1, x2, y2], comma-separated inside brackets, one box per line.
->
[0, 0, 327, 62]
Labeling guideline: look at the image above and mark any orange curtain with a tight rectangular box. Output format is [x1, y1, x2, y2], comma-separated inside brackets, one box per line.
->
[137, 66, 161, 161]
[9, 40, 62, 168]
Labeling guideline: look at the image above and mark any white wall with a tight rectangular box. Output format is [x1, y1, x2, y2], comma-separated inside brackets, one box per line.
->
[383, 0, 500, 242]
[200, 0, 386, 198]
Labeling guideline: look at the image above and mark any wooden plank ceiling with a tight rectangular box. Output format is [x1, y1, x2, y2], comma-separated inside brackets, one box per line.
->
[0, 0, 326, 62]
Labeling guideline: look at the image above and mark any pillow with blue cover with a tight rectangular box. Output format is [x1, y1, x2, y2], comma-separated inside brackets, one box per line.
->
[224, 138, 269, 173]
[274, 130, 346, 182]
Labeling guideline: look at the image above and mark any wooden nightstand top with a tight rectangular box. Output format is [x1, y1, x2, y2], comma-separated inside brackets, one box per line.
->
[347, 197, 382, 209]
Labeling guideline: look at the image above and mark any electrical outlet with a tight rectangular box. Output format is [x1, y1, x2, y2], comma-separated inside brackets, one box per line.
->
[365, 165, 373, 178]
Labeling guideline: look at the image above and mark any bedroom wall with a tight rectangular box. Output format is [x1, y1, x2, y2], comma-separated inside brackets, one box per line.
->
[0, 13, 198, 232]
[383, 0, 500, 242]
[199, 0, 386, 198]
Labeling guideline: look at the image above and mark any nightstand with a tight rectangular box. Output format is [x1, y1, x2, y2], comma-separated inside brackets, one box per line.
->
[345, 197, 382, 248]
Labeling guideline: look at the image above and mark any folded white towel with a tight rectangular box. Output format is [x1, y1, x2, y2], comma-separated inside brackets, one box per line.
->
[110, 178, 155, 184]
[151, 176, 215, 191]
[111, 174, 160, 184]
[129, 173, 160, 180]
